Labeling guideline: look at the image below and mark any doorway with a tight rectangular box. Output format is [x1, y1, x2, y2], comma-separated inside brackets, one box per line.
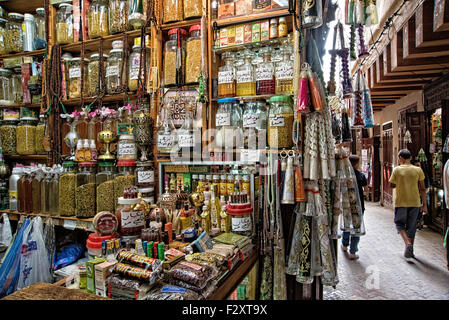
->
[382, 122, 393, 207]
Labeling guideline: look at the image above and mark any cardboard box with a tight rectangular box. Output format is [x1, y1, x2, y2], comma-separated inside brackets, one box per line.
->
[227, 25, 236, 47]
[86, 258, 105, 294]
[235, 0, 253, 16]
[261, 19, 270, 41]
[243, 23, 252, 44]
[218, 2, 235, 19]
[251, 21, 261, 43]
[235, 25, 244, 45]
[95, 261, 116, 297]
[219, 27, 228, 48]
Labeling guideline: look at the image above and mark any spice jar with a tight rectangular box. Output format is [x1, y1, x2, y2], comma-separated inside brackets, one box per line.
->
[268, 95, 294, 149]
[68, 57, 89, 99]
[156, 110, 177, 153]
[88, 0, 109, 39]
[114, 160, 136, 208]
[59, 161, 77, 216]
[163, 0, 183, 23]
[11, 69, 22, 105]
[275, 45, 294, 94]
[218, 52, 236, 98]
[215, 98, 243, 149]
[106, 48, 124, 94]
[109, 0, 128, 34]
[278, 17, 288, 37]
[56, 3, 74, 45]
[0, 119, 17, 155]
[236, 50, 256, 97]
[49, 169, 60, 216]
[255, 47, 275, 95]
[243, 100, 267, 149]
[0, 69, 12, 104]
[164, 28, 187, 86]
[128, 0, 145, 30]
[96, 161, 115, 214]
[23, 14, 36, 52]
[88, 53, 108, 96]
[75, 161, 97, 218]
[136, 160, 155, 189]
[185, 25, 202, 84]
[16, 118, 37, 155]
[270, 18, 278, 39]
[116, 191, 144, 236]
[184, 0, 201, 18]
[6, 13, 24, 54]
[128, 44, 142, 92]
[34, 8, 46, 49]
[117, 134, 137, 161]
[0, 18, 7, 55]
[35, 114, 47, 155]
[32, 168, 43, 213]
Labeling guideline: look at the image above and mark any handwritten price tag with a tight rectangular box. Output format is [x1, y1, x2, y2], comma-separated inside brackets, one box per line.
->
[256, 66, 274, 81]
[231, 216, 252, 232]
[157, 135, 175, 148]
[269, 115, 285, 127]
[236, 70, 253, 84]
[240, 149, 260, 162]
[218, 70, 234, 84]
[216, 113, 231, 126]
[120, 210, 145, 228]
[178, 134, 195, 148]
[137, 171, 154, 183]
[243, 114, 260, 128]
[276, 65, 293, 80]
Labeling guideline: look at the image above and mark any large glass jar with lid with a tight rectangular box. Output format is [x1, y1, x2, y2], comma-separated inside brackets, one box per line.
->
[215, 98, 243, 149]
[96, 161, 115, 213]
[6, 13, 24, 53]
[16, 119, 37, 155]
[114, 160, 136, 208]
[256, 47, 275, 95]
[157, 107, 177, 153]
[88, 53, 108, 96]
[35, 114, 47, 155]
[11, 69, 22, 105]
[184, 0, 201, 19]
[275, 45, 294, 94]
[59, 161, 77, 216]
[218, 52, 236, 98]
[0, 18, 7, 54]
[185, 25, 201, 84]
[128, 0, 145, 30]
[129, 44, 143, 92]
[267, 95, 294, 149]
[163, 0, 183, 23]
[236, 50, 256, 97]
[34, 8, 46, 49]
[109, 0, 128, 34]
[176, 105, 201, 154]
[56, 3, 73, 45]
[75, 161, 97, 218]
[106, 48, 125, 93]
[118, 134, 137, 161]
[243, 100, 267, 149]
[88, 0, 109, 39]
[116, 191, 144, 236]
[0, 69, 12, 104]
[136, 160, 154, 189]
[0, 120, 17, 155]
[68, 58, 89, 99]
[164, 28, 187, 86]
[49, 169, 60, 216]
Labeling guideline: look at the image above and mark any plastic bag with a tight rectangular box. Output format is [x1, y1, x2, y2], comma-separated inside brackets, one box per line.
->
[169, 278, 217, 298]
[17, 217, 52, 290]
[0, 213, 12, 251]
[167, 260, 218, 289]
[146, 283, 201, 300]
[52, 244, 84, 270]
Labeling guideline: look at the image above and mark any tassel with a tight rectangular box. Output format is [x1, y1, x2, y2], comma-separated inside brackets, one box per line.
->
[327, 25, 338, 95]
[352, 72, 365, 127]
[358, 25, 369, 58]
[308, 68, 324, 112]
[341, 107, 352, 142]
[360, 71, 374, 128]
[297, 68, 312, 113]
[282, 157, 295, 204]
[294, 159, 305, 202]
[349, 24, 357, 61]
[346, 0, 355, 25]
[365, 0, 379, 26]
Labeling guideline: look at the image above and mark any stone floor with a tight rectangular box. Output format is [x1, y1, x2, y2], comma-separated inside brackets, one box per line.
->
[324, 202, 449, 300]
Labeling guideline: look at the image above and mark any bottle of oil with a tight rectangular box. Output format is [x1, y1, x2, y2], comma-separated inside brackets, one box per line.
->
[227, 175, 235, 196]
[200, 202, 211, 233]
[236, 50, 256, 96]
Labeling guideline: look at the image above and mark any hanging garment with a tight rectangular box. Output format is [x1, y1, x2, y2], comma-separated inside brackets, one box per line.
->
[286, 202, 306, 276]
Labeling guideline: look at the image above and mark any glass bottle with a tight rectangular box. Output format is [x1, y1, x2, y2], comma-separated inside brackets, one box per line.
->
[256, 47, 275, 95]
[11, 69, 22, 104]
[135, 160, 155, 189]
[176, 106, 200, 154]
[59, 161, 77, 216]
[106, 48, 124, 94]
[128, 0, 145, 30]
[191, 174, 199, 192]
[96, 161, 115, 213]
[215, 98, 243, 149]
[236, 50, 256, 97]
[17, 169, 26, 213]
[227, 175, 235, 196]
[0, 69, 12, 104]
[128, 44, 142, 92]
[23, 14, 36, 52]
[9, 166, 22, 211]
[35, 114, 47, 155]
[24, 170, 34, 213]
[50, 167, 60, 216]
[156, 107, 177, 153]
[56, 3, 73, 45]
[109, 0, 128, 34]
[34, 8, 46, 49]
[218, 52, 236, 98]
[88, 0, 109, 39]
[275, 45, 294, 94]
[41, 168, 52, 214]
[6, 13, 24, 53]
[75, 162, 97, 218]
[268, 95, 294, 149]
[220, 174, 227, 197]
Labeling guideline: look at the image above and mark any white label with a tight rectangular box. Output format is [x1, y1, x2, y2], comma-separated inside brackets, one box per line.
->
[218, 70, 234, 84]
[216, 113, 231, 126]
[231, 216, 252, 232]
[118, 143, 136, 156]
[236, 70, 252, 84]
[243, 114, 260, 128]
[276, 64, 293, 80]
[256, 66, 273, 81]
[63, 219, 77, 230]
[157, 135, 174, 148]
[269, 115, 285, 127]
[137, 170, 154, 183]
[69, 67, 81, 79]
[240, 149, 260, 162]
[106, 65, 119, 77]
[130, 67, 140, 80]
[178, 134, 195, 148]
[120, 210, 145, 229]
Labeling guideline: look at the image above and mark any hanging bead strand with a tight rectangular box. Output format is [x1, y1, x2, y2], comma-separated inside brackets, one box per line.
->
[358, 24, 369, 58]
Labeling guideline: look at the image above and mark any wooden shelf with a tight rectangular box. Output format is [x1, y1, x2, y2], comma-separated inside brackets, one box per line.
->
[212, 93, 293, 102]
[4, 154, 49, 160]
[0, 0, 44, 14]
[0, 103, 41, 109]
[161, 18, 202, 31]
[213, 8, 290, 27]
[212, 36, 291, 54]
[0, 49, 47, 60]
[60, 93, 139, 107]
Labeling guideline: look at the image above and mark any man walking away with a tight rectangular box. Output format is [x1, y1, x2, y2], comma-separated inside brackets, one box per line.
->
[341, 154, 367, 260]
[389, 149, 427, 258]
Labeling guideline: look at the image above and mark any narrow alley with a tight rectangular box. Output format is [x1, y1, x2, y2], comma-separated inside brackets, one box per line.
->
[324, 202, 449, 300]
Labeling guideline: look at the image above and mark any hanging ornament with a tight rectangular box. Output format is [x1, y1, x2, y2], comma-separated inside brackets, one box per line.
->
[335, 23, 353, 98]
[365, 0, 379, 26]
[360, 71, 374, 128]
[352, 88, 364, 128]
[307, 65, 324, 112]
[349, 24, 357, 61]
[327, 25, 338, 95]
[341, 106, 352, 142]
[357, 25, 369, 58]
[303, 0, 323, 29]
[416, 148, 428, 163]
[354, 0, 364, 25]
[197, 74, 206, 103]
[282, 156, 295, 204]
[404, 130, 412, 145]
[346, 0, 355, 25]
[298, 66, 312, 113]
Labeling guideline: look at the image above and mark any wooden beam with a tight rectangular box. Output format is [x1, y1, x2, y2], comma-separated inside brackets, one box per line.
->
[416, 0, 449, 47]
[434, 0, 449, 32]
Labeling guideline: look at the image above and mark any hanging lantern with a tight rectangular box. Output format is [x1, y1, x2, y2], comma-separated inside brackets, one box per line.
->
[341, 107, 352, 142]
[404, 130, 412, 145]
[416, 148, 428, 163]
[303, 0, 323, 29]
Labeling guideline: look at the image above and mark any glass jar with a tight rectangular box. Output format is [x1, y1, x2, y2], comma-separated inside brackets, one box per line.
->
[176, 106, 200, 153]
[16, 119, 37, 155]
[40, 169, 50, 214]
[0, 18, 6, 55]
[184, 0, 201, 18]
[164, 28, 187, 86]
[117, 107, 134, 136]
[157, 110, 177, 153]
[236, 50, 256, 97]
[163, 0, 183, 23]
[0, 120, 17, 155]
[275, 46, 294, 94]
[116, 194, 144, 236]
[215, 98, 243, 149]
[0, 69, 12, 104]
[114, 160, 136, 208]
[9, 167, 22, 211]
[96, 161, 115, 213]
[32, 169, 43, 213]
[109, 0, 128, 34]
[35, 114, 47, 155]
[185, 25, 201, 84]
[218, 52, 236, 98]
[128, 44, 142, 92]
[23, 14, 36, 52]
[88, 0, 109, 39]
[11, 69, 22, 105]
[118, 134, 137, 161]
[6, 13, 24, 54]
[24, 170, 34, 213]
[75, 161, 97, 218]
[88, 53, 108, 96]
[268, 95, 294, 149]
[136, 160, 155, 189]
[106, 48, 124, 94]
[56, 3, 73, 45]
[34, 8, 46, 49]
[243, 99, 267, 149]
[138, 187, 154, 205]
[49, 170, 60, 216]
[256, 47, 275, 95]
[59, 161, 77, 216]
[128, 0, 145, 30]
[68, 57, 89, 99]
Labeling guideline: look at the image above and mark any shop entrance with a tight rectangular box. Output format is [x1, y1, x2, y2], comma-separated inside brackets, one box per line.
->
[382, 122, 393, 207]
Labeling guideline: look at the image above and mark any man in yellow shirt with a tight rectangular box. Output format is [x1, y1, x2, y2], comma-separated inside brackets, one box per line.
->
[389, 149, 427, 258]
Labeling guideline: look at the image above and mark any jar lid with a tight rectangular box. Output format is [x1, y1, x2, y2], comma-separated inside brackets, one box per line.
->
[270, 18, 278, 23]
[70, 57, 90, 63]
[98, 160, 115, 167]
[119, 134, 134, 140]
[221, 174, 226, 179]
[138, 187, 154, 193]
[268, 95, 293, 104]
[59, 3, 73, 9]
[109, 48, 123, 55]
[213, 175, 219, 179]
[90, 53, 109, 59]
[117, 197, 142, 205]
[279, 17, 287, 22]
[217, 98, 239, 104]
[24, 14, 34, 21]
[117, 160, 136, 167]
[192, 174, 198, 178]
[189, 24, 201, 33]
[36, 8, 45, 14]
[78, 161, 97, 167]
[20, 117, 38, 121]
[136, 160, 153, 167]
[62, 160, 77, 167]
[111, 40, 123, 48]
[8, 13, 24, 20]
[0, 18, 7, 23]
[132, 44, 141, 49]
[168, 27, 187, 36]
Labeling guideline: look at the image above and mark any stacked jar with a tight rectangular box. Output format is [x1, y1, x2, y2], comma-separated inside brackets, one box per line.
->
[136, 161, 155, 205]
[109, 0, 128, 34]
[34, 8, 46, 49]
[185, 25, 202, 84]
[59, 161, 77, 216]
[56, 3, 73, 45]
[16, 116, 37, 155]
[88, 0, 109, 39]
[215, 98, 243, 150]
[75, 161, 97, 218]
[35, 114, 47, 155]
[68, 57, 89, 99]
[242, 99, 267, 149]
[163, 0, 183, 23]
[114, 160, 136, 209]
[88, 53, 108, 97]
[6, 13, 24, 53]
[128, 44, 142, 92]
[106, 48, 124, 94]
[0, 118, 17, 155]
[0, 69, 12, 105]
[96, 161, 115, 213]
[164, 28, 187, 86]
[0, 18, 7, 55]
[267, 95, 294, 149]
